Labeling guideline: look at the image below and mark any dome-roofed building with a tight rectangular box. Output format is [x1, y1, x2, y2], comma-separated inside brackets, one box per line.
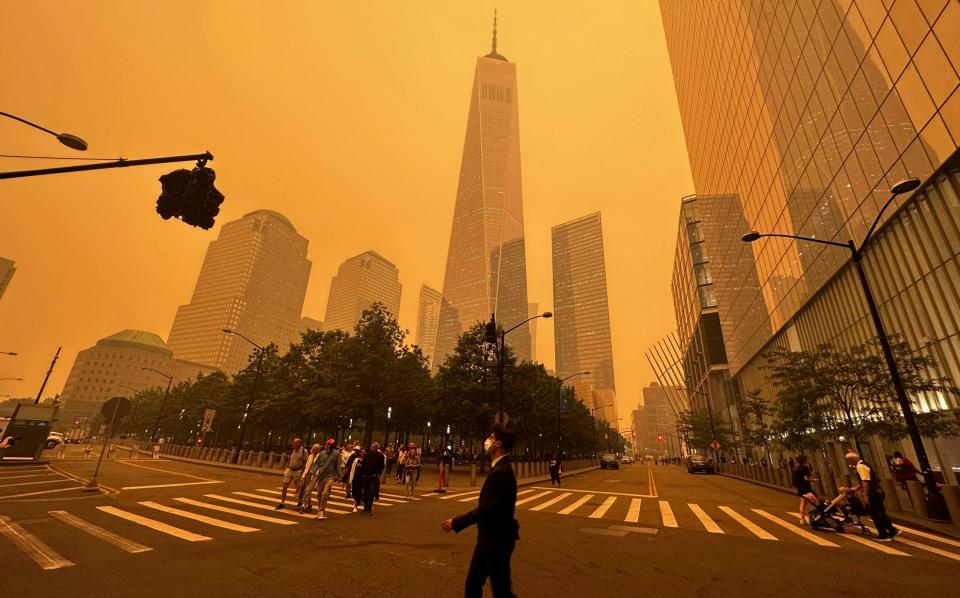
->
[59, 329, 217, 431]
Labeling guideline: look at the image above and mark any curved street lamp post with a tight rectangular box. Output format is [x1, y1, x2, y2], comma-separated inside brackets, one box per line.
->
[223, 328, 266, 464]
[486, 311, 553, 425]
[557, 371, 590, 457]
[742, 178, 950, 521]
[1, 111, 88, 151]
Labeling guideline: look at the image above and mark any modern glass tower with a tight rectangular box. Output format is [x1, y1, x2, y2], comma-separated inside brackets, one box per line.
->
[435, 16, 531, 366]
[167, 210, 311, 374]
[324, 250, 402, 333]
[552, 212, 617, 424]
[415, 285, 442, 366]
[661, 0, 960, 473]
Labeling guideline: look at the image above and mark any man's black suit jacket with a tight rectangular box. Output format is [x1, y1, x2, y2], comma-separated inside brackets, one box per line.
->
[452, 455, 519, 547]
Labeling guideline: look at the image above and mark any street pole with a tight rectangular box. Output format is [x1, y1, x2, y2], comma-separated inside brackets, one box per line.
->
[150, 375, 173, 443]
[84, 397, 122, 492]
[0, 151, 213, 179]
[498, 330, 505, 423]
[33, 346, 61, 404]
[234, 348, 264, 464]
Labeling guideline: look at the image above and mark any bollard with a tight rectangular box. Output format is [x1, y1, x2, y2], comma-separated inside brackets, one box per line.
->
[131, 443, 139, 459]
[57, 443, 67, 460]
[906, 480, 927, 517]
[941, 484, 960, 528]
[470, 463, 478, 487]
[255, 451, 264, 468]
[880, 479, 902, 512]
[152, 445, 161, 460]
[82, 446, 92, 460]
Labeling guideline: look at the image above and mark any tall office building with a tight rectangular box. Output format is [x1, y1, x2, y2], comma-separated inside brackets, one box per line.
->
[59, 329, 217, 428]
[168, 210, 311, 374]
[415, 285, 442, 365]
[0, 257, 15, 300]
[324, 251, 402, 333]
[661, 0, 960, 471]
[435, 16, 532, 365]
[552, 212, 617, 424]
[635, 383, 681, 456]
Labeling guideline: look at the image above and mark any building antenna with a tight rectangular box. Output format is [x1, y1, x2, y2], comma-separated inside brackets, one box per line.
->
[492, 9, 498, 55]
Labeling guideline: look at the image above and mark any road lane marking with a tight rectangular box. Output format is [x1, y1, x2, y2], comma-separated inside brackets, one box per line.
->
[841, 532, 910, 556]
[751, 509, 838, 547]
[114, 460, 218, 482]
[588, 496, 617, 519]
[896, 537, 960, 562]
[529, 492, 572, 512]
[458, 488, 537, 503]
[377, 491, 421, 500]
[688, 504, 724, 533]
[718, 506, 776, 540]
[205, 494, 330, 518]
[0, 473, 61, 481]
[0, 485, 99, 500]
[624, 498, 642, 523]
[558, 494, 594, 515]
[49, 510, 152, 553]
[97, 506, 212, 542]
[121, 481, 223, 490]
[0, 515, 75, 570]
[173, 498, 298, 525]
[647, 464, 658, 497]
[256, 488, 393, 507]
[659, 501, 678, 527]
[441, 490, 480, 500]
[0, 467, 51, 476]
[608, 524, 658, 534]
[889, 524, 960, 549]
[139, 501, 260, 532]
[0, 479, 74, 489]
[579, 527, 627, 537]
[530, 487, 655, 499]
[516, 491, 553, 506]
[230, 492, 351, 515]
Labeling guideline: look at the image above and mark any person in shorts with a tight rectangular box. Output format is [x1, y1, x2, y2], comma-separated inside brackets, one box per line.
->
[793, 454, 817, 524]
[276, 438, 308, 510]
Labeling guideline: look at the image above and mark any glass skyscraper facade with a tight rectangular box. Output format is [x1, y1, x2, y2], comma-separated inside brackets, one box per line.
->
[168, 210, 311, 374]
[552, 212, 617, 425]
[415, 284, 442, 366]
[324, 250, 402, 333]
[435, 24, 532, 366]
[661, 0, 960, 475]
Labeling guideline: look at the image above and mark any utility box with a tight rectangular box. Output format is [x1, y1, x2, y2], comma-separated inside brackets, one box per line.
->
[0, 404, 59, 462]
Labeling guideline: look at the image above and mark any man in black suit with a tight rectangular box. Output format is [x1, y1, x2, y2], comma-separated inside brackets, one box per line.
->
[442, 424, 519, 598]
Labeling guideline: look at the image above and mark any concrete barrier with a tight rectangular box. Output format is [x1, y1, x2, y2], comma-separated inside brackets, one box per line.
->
[880, 479, 902, 512]
[255, 451, 264, 468]
[941, 484, 960, 528]
[906, 480, 927, 517]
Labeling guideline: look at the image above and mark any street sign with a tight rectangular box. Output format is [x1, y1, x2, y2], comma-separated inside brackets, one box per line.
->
[101, 396, 132, 420]
[202, 408, 216, 432]
[710, 439, 721, 451]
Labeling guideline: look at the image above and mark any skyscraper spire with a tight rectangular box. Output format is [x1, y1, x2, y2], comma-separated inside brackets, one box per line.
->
[485, 9, 506, 61]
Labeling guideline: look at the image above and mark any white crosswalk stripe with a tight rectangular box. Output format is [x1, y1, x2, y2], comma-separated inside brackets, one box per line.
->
[0, 515, 75, 570]
[718, 506, 776, 540]
[231, 491, 351, 515]
[441, 490, 480, 500]
[139, 501, 260, 532]
[897, 537, 960, 562]
[558, 494, 594, 515]
[589, 497, 617, 519]
[173, 498, 297, 525]
[205, 494, 327, 519]
[659, 501, 678, 527]
[841, 532, 911, 556]
[624, 498, 642, 523]
[751, 509, 838, 547]
[49, 510, 153, 553]
[516, 491, 553, 506]
[97, 506, 212, 542]
[529, 492, 572, 512]
[257, 488, 393, 507]
[688, 504, 723, 534]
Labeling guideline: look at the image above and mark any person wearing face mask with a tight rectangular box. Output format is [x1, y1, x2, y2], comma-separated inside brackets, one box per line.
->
[441, 424, 519, 598]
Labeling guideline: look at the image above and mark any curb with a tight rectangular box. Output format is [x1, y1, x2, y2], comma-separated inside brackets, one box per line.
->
[719, 472, 960, 540]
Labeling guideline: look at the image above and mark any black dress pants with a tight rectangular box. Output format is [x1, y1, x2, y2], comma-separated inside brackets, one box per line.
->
[868, 492, 896, 537]
[465, 541, 516, 598]
[363, 475, 380, 512]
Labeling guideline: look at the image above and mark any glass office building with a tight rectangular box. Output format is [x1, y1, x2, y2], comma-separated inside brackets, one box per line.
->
[660, 0, 960, 476]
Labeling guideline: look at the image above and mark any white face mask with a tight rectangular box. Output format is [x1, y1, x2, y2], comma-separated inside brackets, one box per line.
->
[483, 438, 494, 453]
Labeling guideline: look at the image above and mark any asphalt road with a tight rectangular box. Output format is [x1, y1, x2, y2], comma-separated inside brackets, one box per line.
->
[1, 452, 957, 597]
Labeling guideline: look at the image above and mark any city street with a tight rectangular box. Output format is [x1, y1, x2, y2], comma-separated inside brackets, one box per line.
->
[1, 453, 956, 597]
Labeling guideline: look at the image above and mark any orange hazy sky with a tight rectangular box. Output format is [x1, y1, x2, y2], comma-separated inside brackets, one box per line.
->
[0, 1, 693, 424]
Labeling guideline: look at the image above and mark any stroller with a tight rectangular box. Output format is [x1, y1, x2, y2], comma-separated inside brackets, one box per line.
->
[806, 488, 872, 536]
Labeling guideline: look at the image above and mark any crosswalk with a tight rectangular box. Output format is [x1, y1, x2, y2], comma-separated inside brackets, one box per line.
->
[0, 484, 419, 571]
[427, 487, 960, 560]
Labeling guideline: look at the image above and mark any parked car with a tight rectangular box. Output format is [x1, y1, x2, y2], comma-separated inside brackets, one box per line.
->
[686, 454, 715, 474]
[620, 455, 633, 464]
[45, 431, 64, 449]
[600, 453, 620, 470]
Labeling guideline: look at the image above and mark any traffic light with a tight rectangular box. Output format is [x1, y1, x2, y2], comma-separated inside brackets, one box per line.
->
[156, 165, 225, 229]
[657, 434, 663, 443]
[485, 314, 498, 344]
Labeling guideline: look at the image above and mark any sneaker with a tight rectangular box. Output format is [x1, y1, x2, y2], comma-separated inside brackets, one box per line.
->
[316, 511, 326, 520]
[889, 529, 900, 540]
[875, 536, 892, 542]
[275, 503, 285, 510]
[352, 506, 358, 513]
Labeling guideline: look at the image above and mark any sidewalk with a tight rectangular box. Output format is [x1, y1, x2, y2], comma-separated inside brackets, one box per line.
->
[719, 470, 960, 540]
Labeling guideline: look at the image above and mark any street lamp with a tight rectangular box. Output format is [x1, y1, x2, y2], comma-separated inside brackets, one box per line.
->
[1, 111, 88, 150]
[143, 367, 173, 443]
[742, 177, 950, 520]
[557, 371, 590, 457]
[486, 310, 553, 424]
[222, 328, 266, 464]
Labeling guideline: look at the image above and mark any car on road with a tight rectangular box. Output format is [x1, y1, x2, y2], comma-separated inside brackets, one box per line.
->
[686, 454, 715, 474]
[45, 431, 64, 449]
[600, 453, 620, 470]
[620, 455, 633, 464]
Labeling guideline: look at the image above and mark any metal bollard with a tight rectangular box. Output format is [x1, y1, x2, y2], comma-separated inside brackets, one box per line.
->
[906, 480, 927, 517]
[255, 451, 264, 468]
[152, 445, 161, 460]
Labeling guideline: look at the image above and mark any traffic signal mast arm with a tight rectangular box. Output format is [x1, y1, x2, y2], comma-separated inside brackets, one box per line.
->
[0, 151, 213, 179]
